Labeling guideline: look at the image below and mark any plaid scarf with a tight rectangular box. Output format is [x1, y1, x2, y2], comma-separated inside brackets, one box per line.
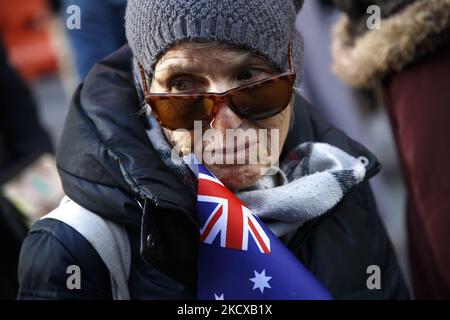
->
[237, 143, 366, 238]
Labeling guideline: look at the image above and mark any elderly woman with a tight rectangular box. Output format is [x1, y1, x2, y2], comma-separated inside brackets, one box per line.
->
[18, 0, 409, 299]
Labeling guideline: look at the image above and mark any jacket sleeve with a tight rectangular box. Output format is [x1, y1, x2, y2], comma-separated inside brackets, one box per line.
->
[383, 43, 450, 297]
[295, 181, 411, 300]
[358, 181, 411, 300]
[17, 219, 112, 300]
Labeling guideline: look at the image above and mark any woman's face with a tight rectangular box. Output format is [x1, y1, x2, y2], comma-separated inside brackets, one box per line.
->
[150, 42, 293, 191]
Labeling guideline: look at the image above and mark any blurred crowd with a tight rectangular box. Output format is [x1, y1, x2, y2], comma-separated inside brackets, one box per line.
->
[0, 0, 449, 299]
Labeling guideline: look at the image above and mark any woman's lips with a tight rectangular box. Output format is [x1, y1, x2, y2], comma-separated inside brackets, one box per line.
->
[221, 141, 257, 154]
[200, 140, 261, 166]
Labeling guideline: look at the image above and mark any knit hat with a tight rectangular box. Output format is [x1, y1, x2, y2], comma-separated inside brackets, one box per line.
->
[125, 0, 305, 87]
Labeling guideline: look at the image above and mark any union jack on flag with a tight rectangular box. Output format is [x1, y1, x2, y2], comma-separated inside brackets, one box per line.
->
[195, 163, 332, 300]
[198, 166, 270, 254]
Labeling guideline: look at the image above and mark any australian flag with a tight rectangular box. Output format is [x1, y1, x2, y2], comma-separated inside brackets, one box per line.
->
[195, 163, 333, 300]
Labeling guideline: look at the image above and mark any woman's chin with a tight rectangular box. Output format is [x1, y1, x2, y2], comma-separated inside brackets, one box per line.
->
[206, 163, 262, 191]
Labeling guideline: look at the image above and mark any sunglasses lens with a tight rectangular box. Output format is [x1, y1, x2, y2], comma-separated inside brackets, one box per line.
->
[150, 97, 215, 130]
[230, 76, 293, 120]
[147, 75, 293, 129]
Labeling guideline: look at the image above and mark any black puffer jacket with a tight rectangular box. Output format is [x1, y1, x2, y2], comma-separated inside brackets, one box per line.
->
[18, 45, 410, 300]
[0, 41, 53, 184]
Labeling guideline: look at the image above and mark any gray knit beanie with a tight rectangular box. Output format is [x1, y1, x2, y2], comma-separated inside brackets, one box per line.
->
[125, 0, 305, 87]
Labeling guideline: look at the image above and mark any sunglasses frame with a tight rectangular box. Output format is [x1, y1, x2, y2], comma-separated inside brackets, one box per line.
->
[139, 43, 296, 130]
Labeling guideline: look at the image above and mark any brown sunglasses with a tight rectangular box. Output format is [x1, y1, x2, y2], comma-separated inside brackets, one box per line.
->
[139, 44, 296, 131]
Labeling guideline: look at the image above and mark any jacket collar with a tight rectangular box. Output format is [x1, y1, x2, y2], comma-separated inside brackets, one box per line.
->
[332, 0, 450, 87]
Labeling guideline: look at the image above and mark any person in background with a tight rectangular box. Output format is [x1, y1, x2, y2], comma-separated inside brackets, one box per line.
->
[0, 40, 53, 299]
[331, 0, 450, 299]
[297, 0, 411, 287]
[61, 0, 127, 79]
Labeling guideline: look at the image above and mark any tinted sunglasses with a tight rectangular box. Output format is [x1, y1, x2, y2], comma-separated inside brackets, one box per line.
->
[139, 44, 296, 131]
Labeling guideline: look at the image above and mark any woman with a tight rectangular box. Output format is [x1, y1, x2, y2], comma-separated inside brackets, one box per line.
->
[18, 0, 409, 299]
[332, 0, 450, 299]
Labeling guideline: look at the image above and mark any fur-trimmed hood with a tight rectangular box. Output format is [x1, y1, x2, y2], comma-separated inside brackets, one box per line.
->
[332, 0, 450, 87]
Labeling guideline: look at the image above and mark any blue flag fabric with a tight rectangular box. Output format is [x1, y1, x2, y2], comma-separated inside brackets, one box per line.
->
[195, 163, 332, 300]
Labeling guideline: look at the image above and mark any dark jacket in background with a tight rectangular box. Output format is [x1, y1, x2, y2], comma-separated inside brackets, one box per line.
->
[0, 41, 53, 184]
[332, 0, 450, 299]
[0, 41, 53, 299]
[17, 45, 410, 300]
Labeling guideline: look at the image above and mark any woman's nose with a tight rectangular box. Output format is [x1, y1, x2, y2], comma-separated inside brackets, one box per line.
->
[213, 102, 243, 130]
[208, 81, 243, 130]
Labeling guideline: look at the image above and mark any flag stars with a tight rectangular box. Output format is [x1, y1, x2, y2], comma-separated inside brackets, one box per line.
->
[250, 269, 272, 294]
[214, 293, 224, 300]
